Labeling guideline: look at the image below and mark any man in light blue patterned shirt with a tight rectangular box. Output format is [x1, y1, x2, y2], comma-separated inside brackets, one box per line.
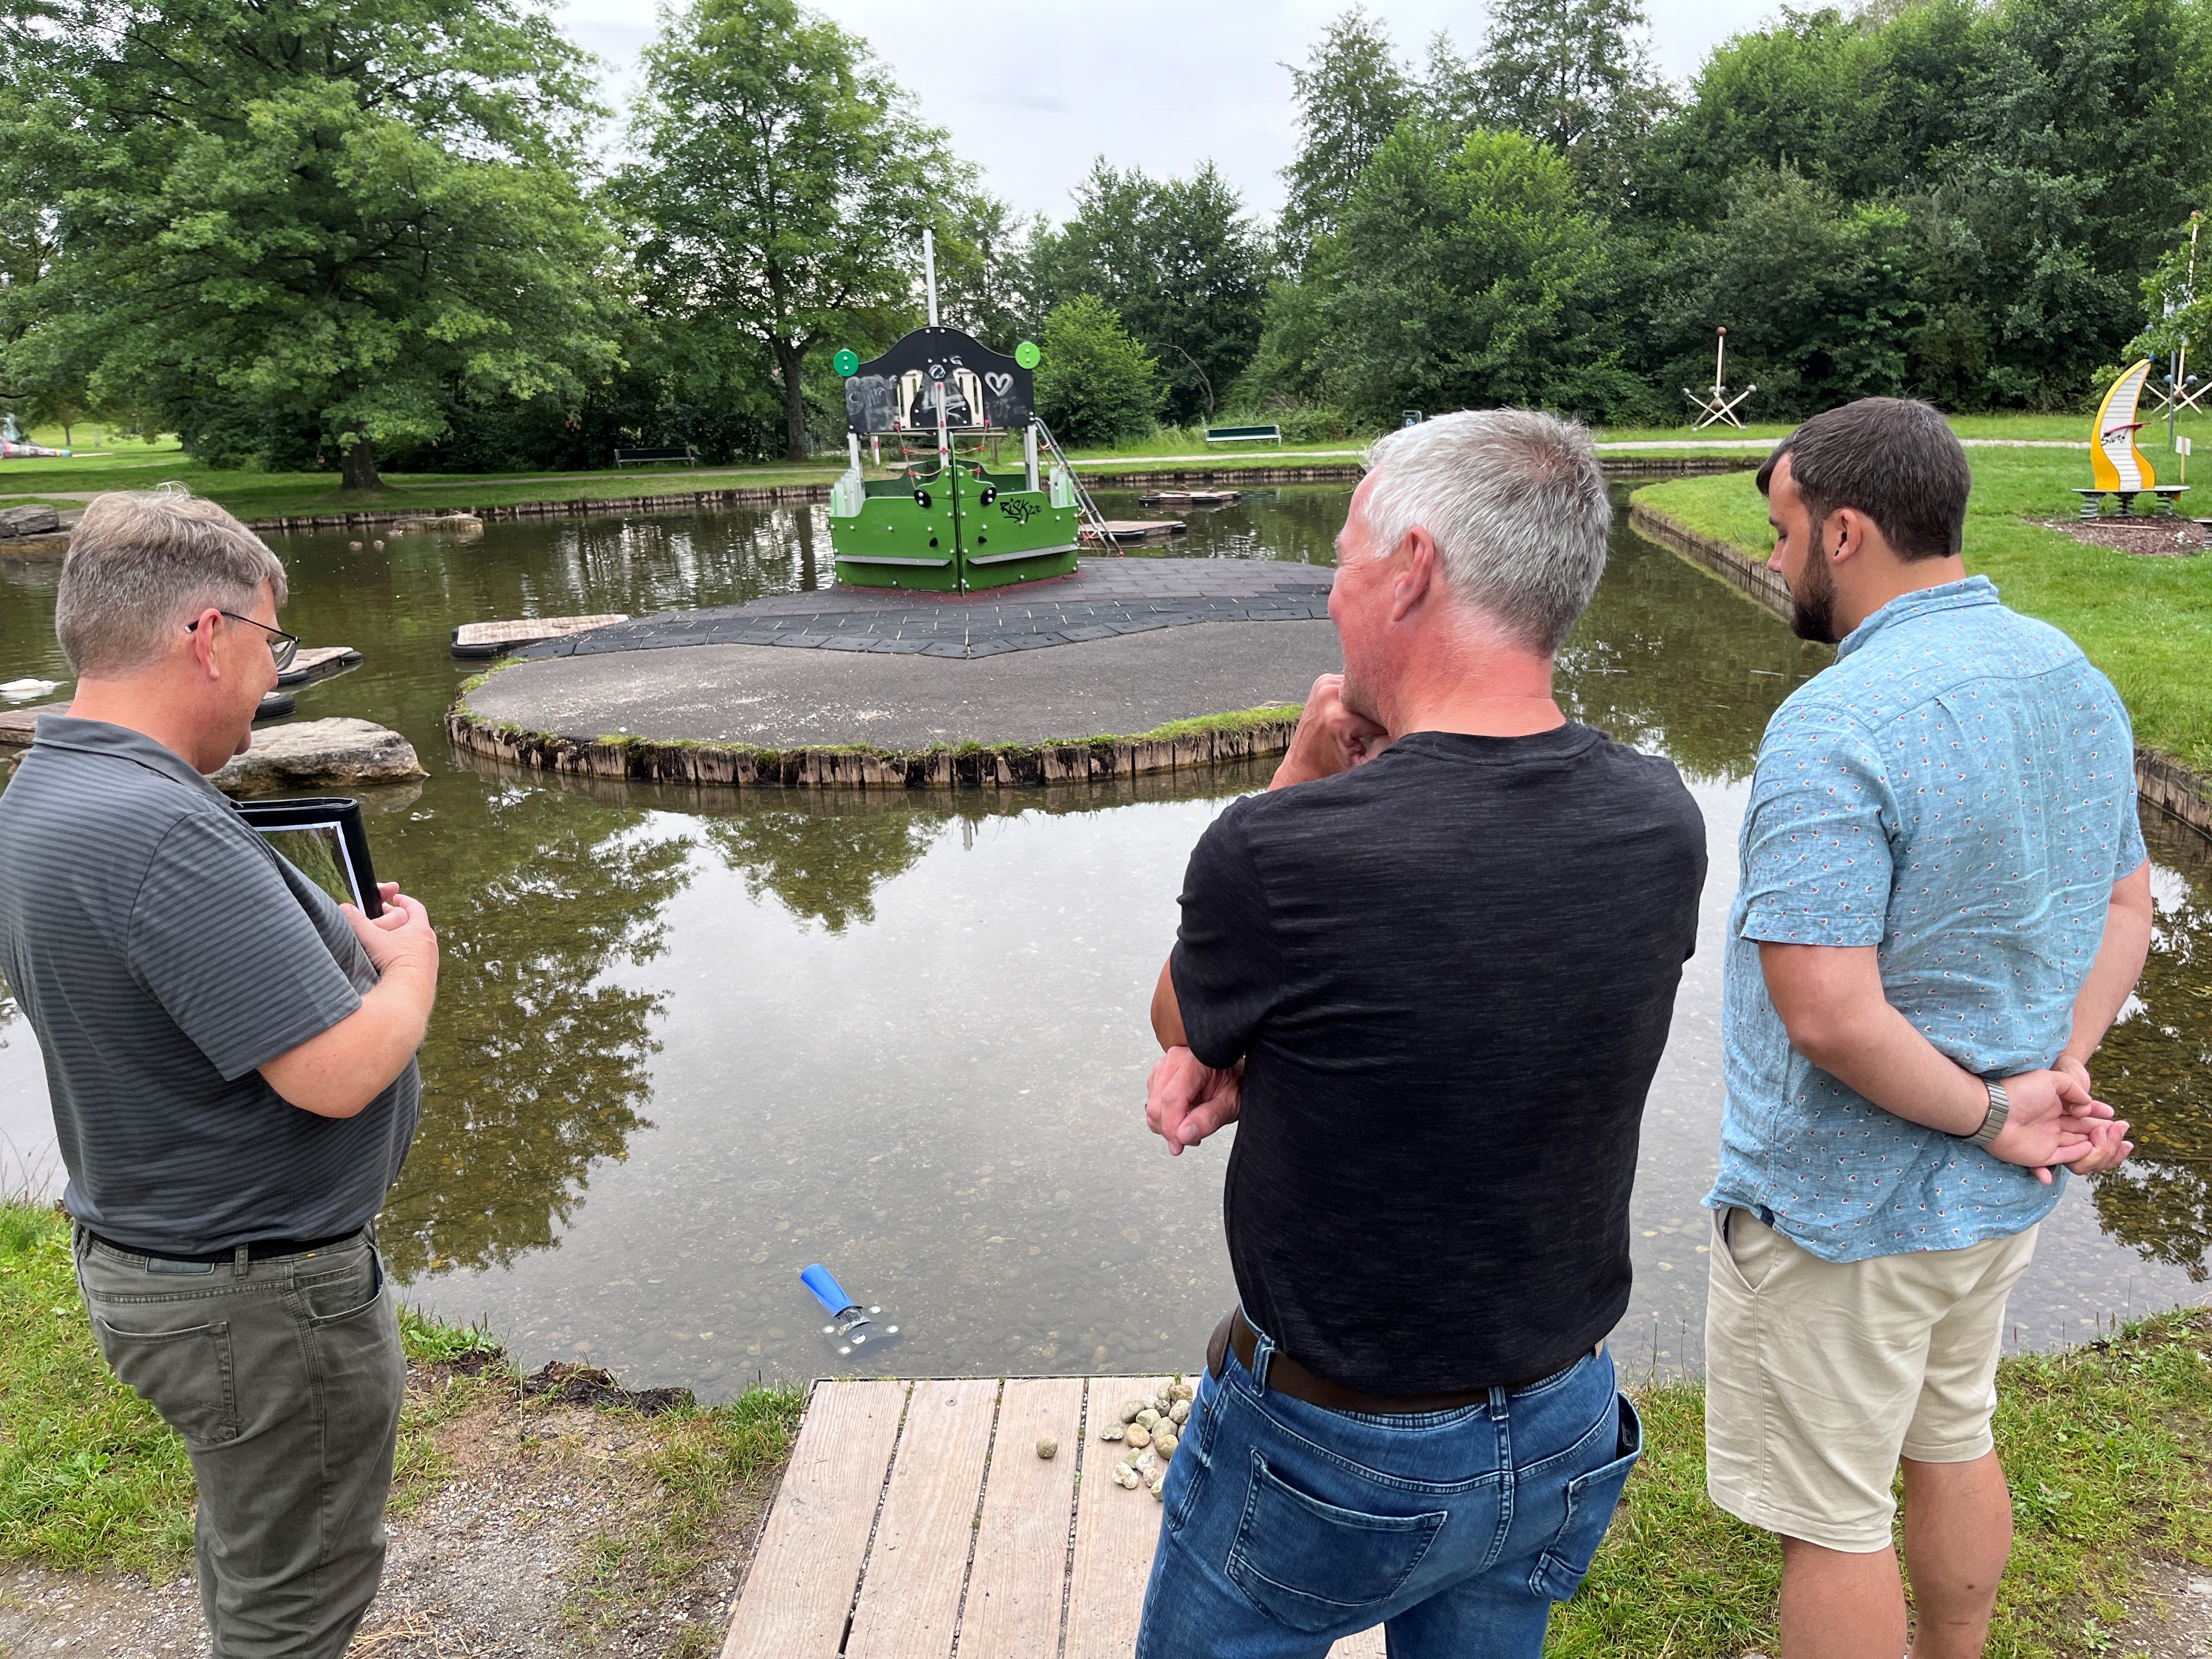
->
[1703, 398, 2149, 1659]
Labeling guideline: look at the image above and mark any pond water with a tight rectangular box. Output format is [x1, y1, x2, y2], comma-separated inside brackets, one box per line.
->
[1, 482, 2208, 1391]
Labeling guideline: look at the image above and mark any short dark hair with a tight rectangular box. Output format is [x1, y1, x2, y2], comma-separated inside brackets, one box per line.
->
[1754, 397, 1970, 561]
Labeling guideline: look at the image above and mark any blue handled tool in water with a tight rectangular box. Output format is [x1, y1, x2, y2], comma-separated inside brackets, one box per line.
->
[800, 1263, 900, 1357]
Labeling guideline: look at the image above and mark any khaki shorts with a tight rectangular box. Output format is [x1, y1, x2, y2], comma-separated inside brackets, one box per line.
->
[1703, 1206, 2038, 1553]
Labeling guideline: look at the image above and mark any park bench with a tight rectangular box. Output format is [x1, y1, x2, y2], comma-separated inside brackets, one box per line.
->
[612, 446, 697, 467]
[1204, 424, 1281, 445]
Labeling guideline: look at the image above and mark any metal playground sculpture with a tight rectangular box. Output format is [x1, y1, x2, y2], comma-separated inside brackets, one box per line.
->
[1683, 326, 1756, 430]
[829, 234, 1106, 592]
[2076, 359, 2191, 518]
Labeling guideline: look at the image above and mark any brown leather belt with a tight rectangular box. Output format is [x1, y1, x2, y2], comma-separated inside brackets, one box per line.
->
[1206, 1308, 1596, 1416]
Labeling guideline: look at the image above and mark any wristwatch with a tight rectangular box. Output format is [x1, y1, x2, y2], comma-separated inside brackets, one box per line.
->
[1966, 1078, 2011, 1147]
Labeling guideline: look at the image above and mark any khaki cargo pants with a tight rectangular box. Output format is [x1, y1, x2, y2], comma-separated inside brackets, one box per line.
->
[74, 1226, 405, 1658]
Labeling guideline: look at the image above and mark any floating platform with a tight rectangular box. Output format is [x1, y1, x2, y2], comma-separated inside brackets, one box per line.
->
[451, 613, 630, 659]
[719, 1375, 1384, 1659]
[1082, 519, 1186, 542]
[277, 645, 363, 687]
[0, 700, 65, 748]
[1138, 490, 1240, 508]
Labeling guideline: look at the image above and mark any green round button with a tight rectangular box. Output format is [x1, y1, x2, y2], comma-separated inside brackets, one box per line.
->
[1014, 340, 1040, 369]
[832, 348, 860, 377]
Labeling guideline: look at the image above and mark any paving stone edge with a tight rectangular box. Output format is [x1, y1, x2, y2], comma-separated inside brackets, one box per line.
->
[1627, 496, 2212, 844]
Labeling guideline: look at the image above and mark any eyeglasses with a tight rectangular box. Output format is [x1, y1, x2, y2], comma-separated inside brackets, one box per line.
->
[186, 611, 300, 672]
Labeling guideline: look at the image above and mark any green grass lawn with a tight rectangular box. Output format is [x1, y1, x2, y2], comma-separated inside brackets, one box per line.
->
[5, 410, 2204, 522]
[1634, 441, 2212, 776]
[3, 1196, 2207, 1650]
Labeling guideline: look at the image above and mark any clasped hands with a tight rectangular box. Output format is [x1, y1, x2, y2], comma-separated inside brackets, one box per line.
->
[1146, 1046, 1242, 1155]
[1143, 1050, 2136, 1175]
[1990, 1058, 2132, 1184]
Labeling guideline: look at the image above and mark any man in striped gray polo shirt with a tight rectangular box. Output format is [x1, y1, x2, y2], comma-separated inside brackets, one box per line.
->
[0, 489, 439, 1658]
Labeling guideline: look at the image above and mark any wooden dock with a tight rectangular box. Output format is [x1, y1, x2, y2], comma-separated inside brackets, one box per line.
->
[450, 613, 629, 659]
[277, 644, 363, 687]
[720, 1375, 1385, 1659]
[1138, 490, 1241, 509]
[1081, 520, 1186, 543]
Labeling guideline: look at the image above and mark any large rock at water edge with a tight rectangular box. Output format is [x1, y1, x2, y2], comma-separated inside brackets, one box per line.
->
[0, 504, 62, 538]
[211, 718, 427, 795]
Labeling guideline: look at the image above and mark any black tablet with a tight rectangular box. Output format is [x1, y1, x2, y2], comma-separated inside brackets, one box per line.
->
[234, 797, 384, 918]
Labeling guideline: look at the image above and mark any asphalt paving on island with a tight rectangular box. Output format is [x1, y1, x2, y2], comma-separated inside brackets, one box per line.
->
[464, 618, 1344, 751]
[463, 559, 1348, 752]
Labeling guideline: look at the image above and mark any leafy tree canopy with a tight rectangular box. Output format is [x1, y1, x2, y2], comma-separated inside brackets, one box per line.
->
[0, 0, 619, 489]
[611, 0, 966, 462]
[1034, 294, 1164, 447]
[1026, 160, 1268, 422]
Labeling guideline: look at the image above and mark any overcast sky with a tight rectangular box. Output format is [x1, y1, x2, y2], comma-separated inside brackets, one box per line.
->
[551, 0, 1784, 222]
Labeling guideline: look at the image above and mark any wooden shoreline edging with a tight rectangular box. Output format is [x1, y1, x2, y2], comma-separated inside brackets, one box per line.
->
[1628, 496, 2212, 843]
[444, 707, 1304, 791]
[240, 458, 1755, 533]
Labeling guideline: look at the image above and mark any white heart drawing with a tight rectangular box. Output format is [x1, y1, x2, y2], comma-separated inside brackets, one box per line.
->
[985, 371, 1013, 397]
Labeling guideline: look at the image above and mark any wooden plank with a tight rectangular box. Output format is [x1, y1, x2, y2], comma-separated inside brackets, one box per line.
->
[721, 1379, 909, 1659]
[0, 699, 66, 747]
[843, 1377, 1001, 1659]
[1329, 1626, 1389, 1657]
[1065, 1375, 1173, 1659]
[452, 613, 627, 648]
[958, 1376, 1086, 1659]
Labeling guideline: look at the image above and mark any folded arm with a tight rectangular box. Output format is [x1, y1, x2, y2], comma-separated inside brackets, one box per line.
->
[259, 889, 439, 1119]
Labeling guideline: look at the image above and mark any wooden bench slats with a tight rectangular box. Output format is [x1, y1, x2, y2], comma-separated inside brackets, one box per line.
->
[843, 1377, 1000, 1659]
[956, 1376, 1086, 1658]
[720, 1378, 908, 1659]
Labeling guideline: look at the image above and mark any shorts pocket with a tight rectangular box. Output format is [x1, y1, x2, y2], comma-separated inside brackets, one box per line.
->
[1226, 1450, 1446, 1632]
[1531, 1392, 1642, 1601]
[89, 1314, 242, 1451]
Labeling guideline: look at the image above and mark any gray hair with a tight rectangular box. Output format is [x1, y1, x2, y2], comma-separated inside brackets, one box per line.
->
[56, 487, 290, 677]
[1357, 409, 1610, 652]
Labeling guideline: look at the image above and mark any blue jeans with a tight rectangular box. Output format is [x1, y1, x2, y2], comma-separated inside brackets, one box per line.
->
[1135, 1317, 1641, 1658]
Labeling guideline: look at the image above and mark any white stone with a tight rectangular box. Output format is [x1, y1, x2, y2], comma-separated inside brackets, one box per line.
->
[211, 718, 427, 795]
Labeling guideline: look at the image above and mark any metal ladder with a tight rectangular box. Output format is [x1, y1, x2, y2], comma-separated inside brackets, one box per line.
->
[1033, 418, 1118, 550]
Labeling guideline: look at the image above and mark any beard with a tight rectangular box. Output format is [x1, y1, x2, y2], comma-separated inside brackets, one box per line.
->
[1788, 539, 1839, 644]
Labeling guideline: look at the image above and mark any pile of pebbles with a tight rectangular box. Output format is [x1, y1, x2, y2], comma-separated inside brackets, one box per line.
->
[1093, 1380, 1195, 1500]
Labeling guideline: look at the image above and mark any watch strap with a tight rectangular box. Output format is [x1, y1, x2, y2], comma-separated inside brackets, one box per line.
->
[1967, 1078, 2011, 1147]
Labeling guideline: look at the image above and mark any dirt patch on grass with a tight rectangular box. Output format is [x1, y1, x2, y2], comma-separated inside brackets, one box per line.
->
[0, 1358, 797, 1659]
[2035, 516, 2210, 556]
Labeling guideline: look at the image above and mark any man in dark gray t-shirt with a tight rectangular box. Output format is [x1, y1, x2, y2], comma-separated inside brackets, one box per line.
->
[0, 489, 438, 1659]
[1, 716, 421, 1251]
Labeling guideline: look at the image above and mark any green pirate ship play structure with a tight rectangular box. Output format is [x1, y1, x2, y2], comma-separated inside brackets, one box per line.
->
[829, 233, 1111, 591]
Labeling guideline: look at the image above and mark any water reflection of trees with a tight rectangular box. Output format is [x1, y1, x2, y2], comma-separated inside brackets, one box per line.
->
[703, 809, 944, 933]
[379, 789, 696, 1279]
[1559, 517, 1831, 785]
[2088, 817, 2212, 1279]
[1093, 486, 1348, 566]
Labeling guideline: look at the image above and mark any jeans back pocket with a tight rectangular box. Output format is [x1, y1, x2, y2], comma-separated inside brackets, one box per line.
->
[89, 1315, 242, 1451]
[1226, 1450, 1447, 1632]
[1530, 1391, 1643, 1602]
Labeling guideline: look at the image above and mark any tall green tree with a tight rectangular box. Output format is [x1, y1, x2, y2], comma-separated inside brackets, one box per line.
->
[1026, 160, 1268, 422]
[1457, 0, 1673, 197]
[1319, 121, 1650, 423]
[0, 0, 619, 490]
[1034, 295, 1164, 446]
[1278, 7, 1414, 258]
[613, 0, 965, 462]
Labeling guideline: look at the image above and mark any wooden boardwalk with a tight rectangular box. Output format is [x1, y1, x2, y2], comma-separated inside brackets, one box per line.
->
[720, 1375, 1387, 1659]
